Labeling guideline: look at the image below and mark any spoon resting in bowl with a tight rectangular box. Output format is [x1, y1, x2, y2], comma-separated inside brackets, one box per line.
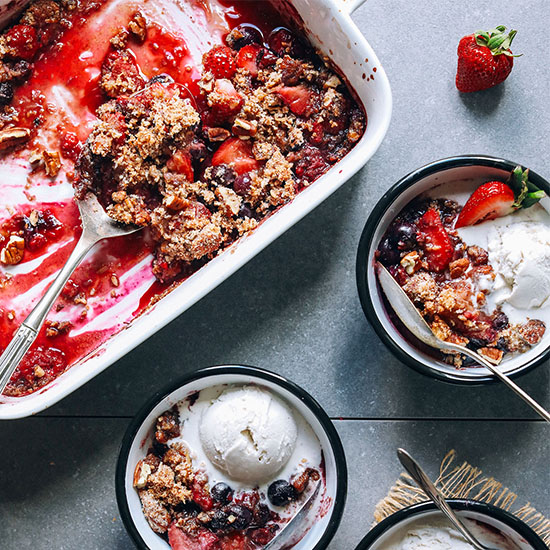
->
[0, 193, 141, 394]
[377, 262, 550, 422]
[396, 449, 501, 550]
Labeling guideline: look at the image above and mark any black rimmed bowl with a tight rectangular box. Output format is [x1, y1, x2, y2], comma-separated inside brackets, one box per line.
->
[354, 500, 547, 550]
[116, 365, 347, 550]
[357, 155, 550, 384]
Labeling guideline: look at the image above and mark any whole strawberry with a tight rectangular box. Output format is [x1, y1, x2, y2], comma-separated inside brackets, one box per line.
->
[456, 26, 518, 92]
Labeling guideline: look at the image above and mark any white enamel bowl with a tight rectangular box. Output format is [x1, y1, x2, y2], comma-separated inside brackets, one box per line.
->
[116, 365, 347, 550]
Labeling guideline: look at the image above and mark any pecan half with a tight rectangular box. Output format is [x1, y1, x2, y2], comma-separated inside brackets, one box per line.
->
[0, 235, 25, 265]
[207, 127, 231, 142]
[0, 127, 30, 151]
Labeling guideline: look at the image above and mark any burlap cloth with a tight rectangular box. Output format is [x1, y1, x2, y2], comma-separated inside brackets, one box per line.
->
[374, 450, 549, 547]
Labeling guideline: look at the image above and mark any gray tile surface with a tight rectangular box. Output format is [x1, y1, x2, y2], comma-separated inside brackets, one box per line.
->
[2, 0, 550, 548]
[1, 419, 548, 549]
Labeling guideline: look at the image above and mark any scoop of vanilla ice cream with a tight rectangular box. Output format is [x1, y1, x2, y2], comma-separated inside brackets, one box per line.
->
[381, 517, 516, 550]
[487, 221, 550, 309]
[199, 386, 298, 483]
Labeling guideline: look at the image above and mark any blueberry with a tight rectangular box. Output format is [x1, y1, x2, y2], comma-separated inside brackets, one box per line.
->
[209, 165, 236, 188]
[268, 480, 298, 507]
[377, 236, 400, 266]
[211, 482, 233, 505]
[226, 24, 264, 49]
[496, 337, 509, 352]
[210, 508, 229, 530]
[0, 82, 14, 105]
[233, 174, 252, 196]
[466, 338, 488, 350]
[227, 504, 253, 530]
[394, 223, 416, 250]
[239, 204, 256, 220]
[253, 503, 271, 527]
[492, 312, 509, 331]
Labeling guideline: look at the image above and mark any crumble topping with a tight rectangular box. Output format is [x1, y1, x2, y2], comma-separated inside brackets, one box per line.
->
[73, 28, 366, 282]
[378, 198, 546, 367]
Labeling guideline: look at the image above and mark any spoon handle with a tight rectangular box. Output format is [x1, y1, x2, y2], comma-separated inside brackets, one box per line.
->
[397, 449, 486, 550]
[450, 344, 550, 423]
[0, 235, 96, 394]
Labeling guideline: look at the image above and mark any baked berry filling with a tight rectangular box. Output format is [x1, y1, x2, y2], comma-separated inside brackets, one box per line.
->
[377, 197, 546, 368]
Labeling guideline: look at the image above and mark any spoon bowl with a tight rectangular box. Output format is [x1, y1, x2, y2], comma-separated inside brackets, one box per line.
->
[0, 193, 141, 394]
[376, 262, 550, 422]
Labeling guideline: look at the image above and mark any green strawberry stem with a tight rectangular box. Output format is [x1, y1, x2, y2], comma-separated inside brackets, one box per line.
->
[474, 26, 521, 57]
[506, 165, 545, 209]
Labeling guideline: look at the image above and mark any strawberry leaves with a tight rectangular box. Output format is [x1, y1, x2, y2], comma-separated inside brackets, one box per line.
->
[474, 26, 520, 57]
[506, 165, 545, 209]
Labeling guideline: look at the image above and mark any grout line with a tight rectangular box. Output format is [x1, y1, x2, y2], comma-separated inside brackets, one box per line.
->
[330, 417, 545, 422]
[28, 415, 545, 422]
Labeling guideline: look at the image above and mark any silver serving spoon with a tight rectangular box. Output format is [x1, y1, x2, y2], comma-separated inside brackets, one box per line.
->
[397, 448, 499, 550]
[376, 262, 550, 422]
[0, 193, 141, 394]
[263, 480, 321, 550]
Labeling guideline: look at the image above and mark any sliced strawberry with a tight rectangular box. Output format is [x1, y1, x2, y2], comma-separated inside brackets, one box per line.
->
[167, 150, 194, 182]
[218, 532, 249, 550]
[236, 44, 261, 77]
[276, 85, 312, 116]
[208, 79, 243, 121]
[455, 181, 515, 228]
[211, 137, 259, 175]
[417, 209, 454, 272]
[168, 524, 219, 550]
[202, 45, 236, 79]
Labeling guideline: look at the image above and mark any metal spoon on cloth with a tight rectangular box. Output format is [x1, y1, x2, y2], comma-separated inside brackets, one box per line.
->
[0, 193, 141, 394]
[396, 448, 499, 550]
[376, 262, 550, 422]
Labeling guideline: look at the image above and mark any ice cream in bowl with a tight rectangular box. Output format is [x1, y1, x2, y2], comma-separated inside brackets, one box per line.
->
[354, 500, 547, 550]
[357, 156, 550, 383]
[116, 365, 346, 549]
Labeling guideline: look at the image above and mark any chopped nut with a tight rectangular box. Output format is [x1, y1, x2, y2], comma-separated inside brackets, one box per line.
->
[324, 75, 341, 88]
[7, 310, 15, 321]
[207, 127, 231, 142]
[165, 195, 188, 211]
[28, 209, 39, 226]
[112, 190, 127, 203]
[110, 28, 129, 49]
[478, 347, 504, 365]
[42, 151, 62, 177]
[133, 460, 152, 489]
[476, 292, 486, 306]
[0, 127, 30, 151]
[110, 274, 119, 287]
[74, 292, 87, 305]
[29, 150, 43, 166]
[449, 257, 470, 279]
[232, 118, 258, 137]
[0, 235, 25, 265]
[128, 11, 147, 42]
[215, 186, 241, 217]
[467, 245, 489, 266]
[400, 251, 420, 275]
[196, 512, 210, 523]
[34, 366, 45, 378]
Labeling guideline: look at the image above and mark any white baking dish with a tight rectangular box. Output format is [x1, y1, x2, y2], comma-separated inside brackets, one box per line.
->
[0, 0, 391, 418]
